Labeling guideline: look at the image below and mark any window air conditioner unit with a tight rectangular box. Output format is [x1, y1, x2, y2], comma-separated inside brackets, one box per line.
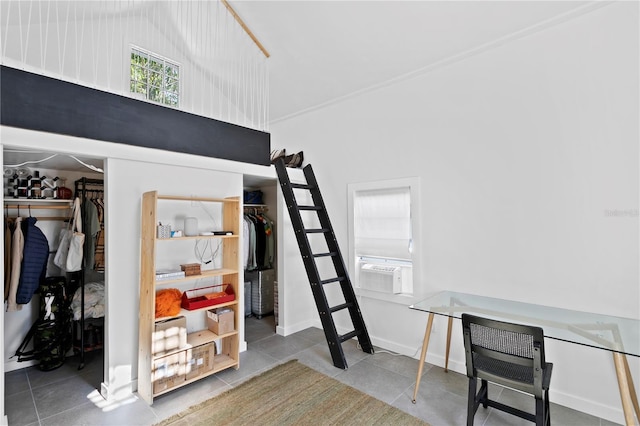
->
[359, 263, 402, 294]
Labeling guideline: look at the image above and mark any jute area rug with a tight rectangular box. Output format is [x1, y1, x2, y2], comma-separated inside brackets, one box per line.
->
[155, 359, 428, 426]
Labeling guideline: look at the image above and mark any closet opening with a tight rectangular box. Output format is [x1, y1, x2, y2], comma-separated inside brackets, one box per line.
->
[3, 147, 106, 405]
[242, 177, 278, 345]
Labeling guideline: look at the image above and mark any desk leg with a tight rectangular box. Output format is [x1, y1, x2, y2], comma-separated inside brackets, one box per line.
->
[612, 352, 640, 425]
[444, 316, 453, 372]
[412, 313, 434, 404]
[622, 354, 640, 422]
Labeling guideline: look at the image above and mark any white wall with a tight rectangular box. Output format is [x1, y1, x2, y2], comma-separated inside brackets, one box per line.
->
[270, 2, 639, 423]
[275, 169, 319, 336]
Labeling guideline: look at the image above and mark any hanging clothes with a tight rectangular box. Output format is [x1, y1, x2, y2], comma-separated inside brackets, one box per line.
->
[242, 216, 250, 269]
[6, 216, 24, 312]
[244, 214, 257, 270]
[92, 195, 105, 272]
[16, 217, 49, 305]
[4, 217, 13, 301]
[82, 196, 100, 271]
[243, 210, 275, 271]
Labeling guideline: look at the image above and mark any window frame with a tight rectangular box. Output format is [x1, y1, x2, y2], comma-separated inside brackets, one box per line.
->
[129, 45, 180, 108]
[347, 177, 423, 305]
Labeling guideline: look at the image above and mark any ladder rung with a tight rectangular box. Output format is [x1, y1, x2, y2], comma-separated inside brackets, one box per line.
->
[305, 228, 330, 234]
[320, 276, 346, 285]
[339, 330, 361, 343]
[291, 183, 314, 190]
[330, 302, 353, 313]
[299, 205, 322, 211]
[313, 252, 338, 258]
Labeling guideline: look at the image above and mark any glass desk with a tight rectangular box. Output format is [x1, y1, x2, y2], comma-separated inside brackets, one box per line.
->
[409, 291, 640, 425]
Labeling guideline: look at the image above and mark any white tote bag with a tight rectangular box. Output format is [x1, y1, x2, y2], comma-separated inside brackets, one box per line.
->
[54, 197, 85, 272]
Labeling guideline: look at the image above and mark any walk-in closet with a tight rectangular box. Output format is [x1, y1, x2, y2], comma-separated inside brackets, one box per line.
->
[242, 177, 278, 335]
[3, 147, 106, 393]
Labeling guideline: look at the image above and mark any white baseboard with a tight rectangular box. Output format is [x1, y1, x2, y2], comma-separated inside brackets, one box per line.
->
[550, 389, 624, 425]
[364, 333, 626, 425]
[100, 379, 135, 402]
[100, 382, 110, 401]
[4, 358, 36, 372]
[277, 318, 316, 336]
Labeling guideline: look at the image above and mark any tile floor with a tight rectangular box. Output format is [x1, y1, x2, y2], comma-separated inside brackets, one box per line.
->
[4, 316, 621, 425]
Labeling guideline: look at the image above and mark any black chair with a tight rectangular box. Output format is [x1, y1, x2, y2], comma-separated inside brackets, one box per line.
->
[461, 313, 553, 426]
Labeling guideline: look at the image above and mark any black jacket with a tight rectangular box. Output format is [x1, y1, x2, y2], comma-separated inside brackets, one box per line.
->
[17, 217, 49, 304]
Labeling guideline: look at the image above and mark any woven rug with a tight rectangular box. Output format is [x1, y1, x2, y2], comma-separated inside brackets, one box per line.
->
[155, 359, 427, 426]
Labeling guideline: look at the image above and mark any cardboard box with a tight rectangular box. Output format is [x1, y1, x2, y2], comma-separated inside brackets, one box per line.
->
[152, 350, 187, 394]
[186, 342, 216, 380]
[153, 316, 187, 356]
[207, 308, 235, 335]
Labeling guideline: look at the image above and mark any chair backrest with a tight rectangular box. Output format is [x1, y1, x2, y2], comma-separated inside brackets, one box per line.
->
[462, 313, 546, 396]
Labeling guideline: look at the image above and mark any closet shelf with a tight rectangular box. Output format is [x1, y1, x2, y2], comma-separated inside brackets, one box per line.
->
[154, 300, 238, 321]
[157, 195, 239, 203]
[157, 234, 238, 241]
[3, 199, 72, 206]
[151, 329, 238, 361]
[154, 268, 238, 286]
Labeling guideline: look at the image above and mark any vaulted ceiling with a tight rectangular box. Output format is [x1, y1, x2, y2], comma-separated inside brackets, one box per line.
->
[231, 0, 593, 122]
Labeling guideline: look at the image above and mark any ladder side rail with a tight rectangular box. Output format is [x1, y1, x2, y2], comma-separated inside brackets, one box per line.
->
[302, 164, 375, 354]
[274, 160, 349, 368]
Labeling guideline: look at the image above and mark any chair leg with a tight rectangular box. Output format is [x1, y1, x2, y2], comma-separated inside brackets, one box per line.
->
[545, 389, 551, 426]
[480, 379, 489, 409]
[467, 378, 477, 426]
[534, 388, 553, 426]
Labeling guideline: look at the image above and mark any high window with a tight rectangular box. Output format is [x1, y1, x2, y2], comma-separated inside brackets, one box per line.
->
[130, 47, 180, 107]
[348, 177, 421, 303]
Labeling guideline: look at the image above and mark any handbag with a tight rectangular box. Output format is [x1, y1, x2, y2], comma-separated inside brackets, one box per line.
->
[54, 197, 85, 272]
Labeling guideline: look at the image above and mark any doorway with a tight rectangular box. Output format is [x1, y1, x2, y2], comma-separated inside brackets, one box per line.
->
[2, 146, 106, 421]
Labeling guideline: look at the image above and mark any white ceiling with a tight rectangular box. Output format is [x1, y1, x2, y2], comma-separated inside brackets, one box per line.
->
[3, 148, 104, 175]
[231, 0, 593, 122]
[3, 0, 595, 172]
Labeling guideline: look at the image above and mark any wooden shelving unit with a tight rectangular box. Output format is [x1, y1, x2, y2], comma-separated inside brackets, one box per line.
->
[137, 191, 240, 404]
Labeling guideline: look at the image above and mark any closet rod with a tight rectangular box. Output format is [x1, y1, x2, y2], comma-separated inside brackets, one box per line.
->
[5, 216, 69, 221]
[4, 204, 71, 210]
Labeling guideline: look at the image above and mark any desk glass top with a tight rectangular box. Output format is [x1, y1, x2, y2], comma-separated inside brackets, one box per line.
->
[410, 291, 640, 357]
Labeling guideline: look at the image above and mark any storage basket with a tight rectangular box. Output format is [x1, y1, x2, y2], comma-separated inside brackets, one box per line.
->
[157, 224, 171, 239]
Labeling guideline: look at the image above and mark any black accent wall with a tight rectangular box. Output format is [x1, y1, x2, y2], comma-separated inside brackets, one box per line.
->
[0, 66, 270, 166]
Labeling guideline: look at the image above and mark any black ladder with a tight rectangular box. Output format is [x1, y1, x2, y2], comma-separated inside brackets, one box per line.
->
[274, 158, 374, 369]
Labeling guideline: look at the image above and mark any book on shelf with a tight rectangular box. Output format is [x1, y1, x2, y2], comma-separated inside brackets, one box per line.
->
[155, 270, 186, 281]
